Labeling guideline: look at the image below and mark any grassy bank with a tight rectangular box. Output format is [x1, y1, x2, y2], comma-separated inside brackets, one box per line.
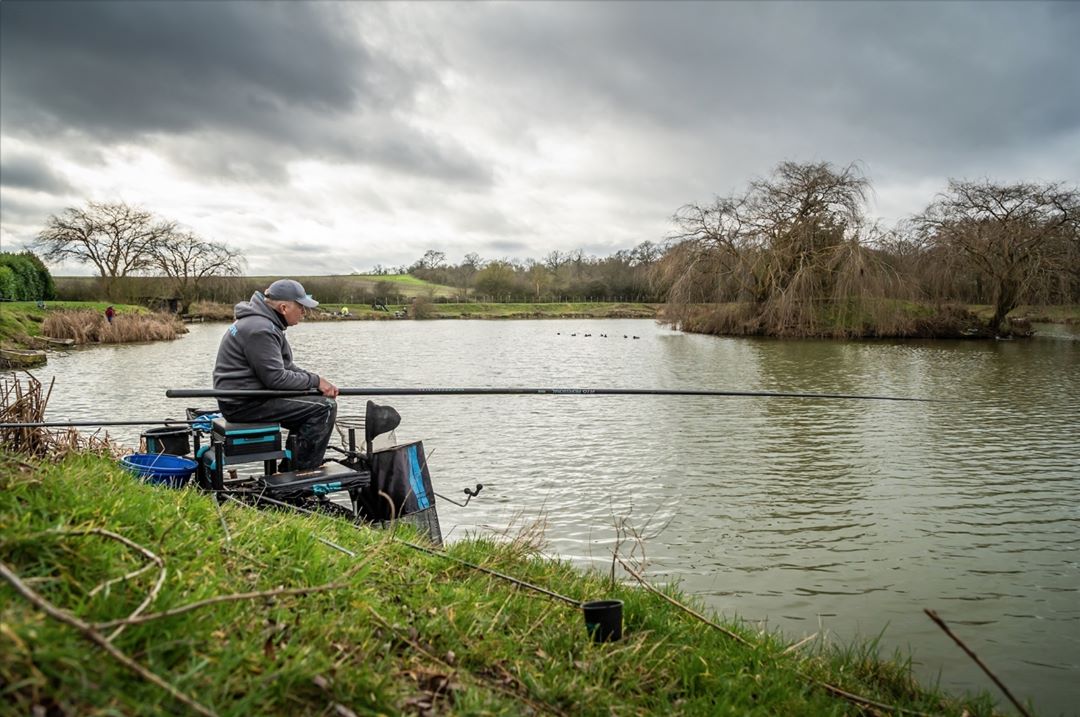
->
[0, 452, 1001, 716]
[410, 302, 661, 320]
[0, 302, 185, 347]
[967, 304, 1080, 324]
[0, 302, 147, 346]
[668, 301, 1080, 339]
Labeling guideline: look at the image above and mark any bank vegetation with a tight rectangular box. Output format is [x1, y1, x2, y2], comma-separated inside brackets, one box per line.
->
[658, 162, 1078, 338]
[0, 303, 185, 348]
[0, 448, 1008, 716]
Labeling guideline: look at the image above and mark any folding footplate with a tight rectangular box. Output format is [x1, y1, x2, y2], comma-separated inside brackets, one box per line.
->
[260, 461, 370, 498]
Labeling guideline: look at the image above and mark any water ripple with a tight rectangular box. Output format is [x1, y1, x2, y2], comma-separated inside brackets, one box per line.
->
[19, 318, 1080, 715]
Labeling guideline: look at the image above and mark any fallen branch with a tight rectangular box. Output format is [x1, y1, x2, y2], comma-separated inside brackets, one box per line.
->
[0, 559, 217, 717]
[924, 608, 1032, 717]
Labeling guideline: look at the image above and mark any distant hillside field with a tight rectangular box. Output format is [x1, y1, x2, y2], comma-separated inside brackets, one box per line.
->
[54, 274, 462, 300]
[247, 275, 460, 298]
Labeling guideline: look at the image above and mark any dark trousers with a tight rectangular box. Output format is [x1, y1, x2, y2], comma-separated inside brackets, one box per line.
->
[220, 396, 337, 470]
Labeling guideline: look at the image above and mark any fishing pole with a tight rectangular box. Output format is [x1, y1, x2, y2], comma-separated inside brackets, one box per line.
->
[0, 419, 199, 429]
[166, 387, 938, 402]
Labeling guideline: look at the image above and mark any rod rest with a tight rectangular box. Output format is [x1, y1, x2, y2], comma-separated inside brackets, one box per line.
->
[260, 462, 370, 494]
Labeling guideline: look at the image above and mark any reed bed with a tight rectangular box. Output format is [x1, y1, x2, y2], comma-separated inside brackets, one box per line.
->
[42, 310, 186, 344]
[0, 372, 123, 459]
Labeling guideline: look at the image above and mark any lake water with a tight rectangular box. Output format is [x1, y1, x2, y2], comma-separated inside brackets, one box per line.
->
[12, 318, 1080, 714]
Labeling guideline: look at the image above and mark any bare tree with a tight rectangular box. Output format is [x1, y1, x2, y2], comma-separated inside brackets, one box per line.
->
[150, 231, 245, 314]
[34, 201, 175, 300]
[914, 180, 1079, 333]
[418, 249, 446, 270]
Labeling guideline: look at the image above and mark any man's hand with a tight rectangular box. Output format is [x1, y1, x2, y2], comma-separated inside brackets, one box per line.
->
[318, 377, 339, 397]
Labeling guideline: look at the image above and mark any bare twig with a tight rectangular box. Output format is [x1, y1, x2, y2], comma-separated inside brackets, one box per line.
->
[401, 537, 581, 607]
[33, 527, 167, 643]
[94, 579, 356, 630]
[366, 605, 568, 717]
[615, 555, 751, 646]
[799, 672, 935, 717]
[615, 556, 928, 714]
[781, 632, 818, 656]
[88, 562, 157, 598]
[213, 496, 232, 543]
[0, 560, 218, 717]
[925, 608, 1033, 717]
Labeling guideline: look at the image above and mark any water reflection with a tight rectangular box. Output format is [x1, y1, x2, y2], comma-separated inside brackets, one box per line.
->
[11, 318, 1080, 713]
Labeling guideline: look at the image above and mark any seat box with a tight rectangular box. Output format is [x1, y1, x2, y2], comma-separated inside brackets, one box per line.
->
[210, 417, 282, 456]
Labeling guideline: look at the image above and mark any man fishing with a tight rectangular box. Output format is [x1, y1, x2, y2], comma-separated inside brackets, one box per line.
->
[212, 279, 340, 470]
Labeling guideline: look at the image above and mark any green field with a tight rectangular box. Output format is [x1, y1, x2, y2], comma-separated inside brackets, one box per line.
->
[312, 302, 661, 320]
[51, 274, 462, 301]
[247, 274, 462, 299]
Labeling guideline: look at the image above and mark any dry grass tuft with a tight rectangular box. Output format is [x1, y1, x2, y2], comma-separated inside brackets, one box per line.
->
[0, 373, 124, 460]
[42, 310, 186, 344]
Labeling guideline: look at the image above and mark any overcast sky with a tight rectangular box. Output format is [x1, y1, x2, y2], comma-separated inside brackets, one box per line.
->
[1, 1, 1077, 276]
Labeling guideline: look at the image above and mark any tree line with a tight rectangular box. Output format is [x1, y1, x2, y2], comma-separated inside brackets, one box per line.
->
[401, 245, 663, 303]
[26, 163, 1080, 337]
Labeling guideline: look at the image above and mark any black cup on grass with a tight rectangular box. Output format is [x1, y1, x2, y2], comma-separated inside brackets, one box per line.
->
[583, 599, 623, 643]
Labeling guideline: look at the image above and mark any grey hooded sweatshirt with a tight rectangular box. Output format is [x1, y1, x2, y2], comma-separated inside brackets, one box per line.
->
[213, 292, 320, 408]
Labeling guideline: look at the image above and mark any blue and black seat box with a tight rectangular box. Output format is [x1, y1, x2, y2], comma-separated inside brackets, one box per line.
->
[210, 417, 282, 457]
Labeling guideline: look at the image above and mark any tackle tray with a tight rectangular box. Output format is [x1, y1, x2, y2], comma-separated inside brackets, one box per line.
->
[211, 417, 282, 456]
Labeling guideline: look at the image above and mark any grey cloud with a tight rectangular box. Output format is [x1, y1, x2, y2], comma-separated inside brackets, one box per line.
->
[454, 207, 529, 237]
[446, 2, 1080, 170]
[0, 153, 73, 194]
[484, 239, 531, 254]
[0, 191, 64, 246]
[1, 2, 370, 136]
[0, 1, 490, 186]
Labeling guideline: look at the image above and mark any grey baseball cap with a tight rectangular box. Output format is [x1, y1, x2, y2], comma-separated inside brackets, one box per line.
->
[265, 279, 319, 308]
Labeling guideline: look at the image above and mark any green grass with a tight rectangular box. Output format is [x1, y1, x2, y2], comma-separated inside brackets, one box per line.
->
[0, 451, 1001, 716]
[966, 304, 1080, 324]
[419, 302, 661, 319]
[191, 301, 661, 322]
[242, 274, 461, 299]
[54, 274, 464, 300]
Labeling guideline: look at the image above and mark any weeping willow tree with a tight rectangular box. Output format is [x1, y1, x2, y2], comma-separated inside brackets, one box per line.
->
[657, 161, 916, 338]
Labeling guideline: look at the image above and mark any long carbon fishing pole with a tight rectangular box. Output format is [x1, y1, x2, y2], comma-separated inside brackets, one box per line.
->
[0, 419, 198, 428]
[166, 387, 938, 402]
